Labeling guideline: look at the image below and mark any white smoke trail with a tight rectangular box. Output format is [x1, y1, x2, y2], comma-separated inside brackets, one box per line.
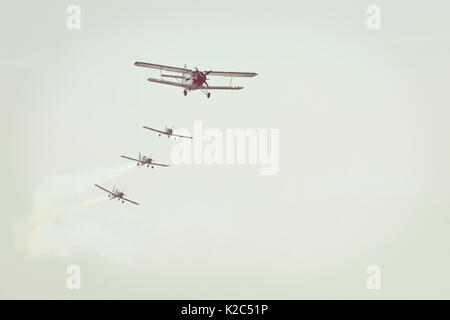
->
[15, 163, 136, 260]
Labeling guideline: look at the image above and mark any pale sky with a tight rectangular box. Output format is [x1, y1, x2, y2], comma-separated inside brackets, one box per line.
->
[1, 0, 450, 299]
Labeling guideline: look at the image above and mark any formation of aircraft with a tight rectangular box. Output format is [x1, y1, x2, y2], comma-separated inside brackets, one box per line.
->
[134, 61, 257, 98]
[94, 184, 140, 205]
[121, 152, 170, 168]
[143, 124, 193, 140]
[95, 60, 257, 206]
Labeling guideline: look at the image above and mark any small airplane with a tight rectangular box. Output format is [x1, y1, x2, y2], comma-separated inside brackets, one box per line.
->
[134, 61, 257, 98]
[121, 152, 170, 168]
[94, 184, 140, 205]
[143, 124, 193, 140]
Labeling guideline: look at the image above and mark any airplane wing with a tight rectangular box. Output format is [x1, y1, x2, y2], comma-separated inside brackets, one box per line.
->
[122, 197, 140, 205]
[147, 78, 189, 88]
[206, 71, 257, 78]
[151, 162, 170, 167]
[94, 184, 115, 196]
[121, 155, 144, 163]
[143, 126, 166, 135]
[135, 62, 192, 74]
[172, 133, 193, 139]
[203, 85, 244, 90]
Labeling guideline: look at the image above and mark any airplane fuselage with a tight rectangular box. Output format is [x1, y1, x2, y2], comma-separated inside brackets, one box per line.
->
[136, 156, 156, 168]
[109, 191, 124, 199]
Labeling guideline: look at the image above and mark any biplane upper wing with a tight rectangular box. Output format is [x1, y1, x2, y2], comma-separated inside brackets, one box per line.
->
[203, 85, 244, 90]
[143, 126, 166, 135]
[172, 133, 193, 139]
[147, 78, 188, 88]
[94, 184, 115, 196]
[122, 197, 140, 205]
[135, 62, 192, 74]
[206, 71, 257, 78]
[121, 155, 144, 163]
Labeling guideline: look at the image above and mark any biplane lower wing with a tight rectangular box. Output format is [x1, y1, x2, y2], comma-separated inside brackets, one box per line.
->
[147, 78, 188, 88]
[203, 85, 244, 90]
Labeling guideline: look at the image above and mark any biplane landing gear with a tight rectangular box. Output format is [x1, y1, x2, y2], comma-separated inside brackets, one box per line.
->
[151, 166, 154, 169]
[147, 164, 149, 167]
[158, 134, 161, 137]
[183, 90, 187, 96]
[122, 201, 124, 203]
[207, 92, 211, 98]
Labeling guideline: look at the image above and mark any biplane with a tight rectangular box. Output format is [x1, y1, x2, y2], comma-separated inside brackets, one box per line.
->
[134, 61, 257, 98]
[143, 124, 193, 140]
[121, 152, 170, 168]
[94, 184, 140, 205]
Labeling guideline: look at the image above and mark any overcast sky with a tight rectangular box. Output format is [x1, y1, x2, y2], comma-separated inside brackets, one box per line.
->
[1, 0, 450, 298]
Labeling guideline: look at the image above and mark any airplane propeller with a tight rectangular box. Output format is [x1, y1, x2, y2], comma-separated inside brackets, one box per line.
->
[187, 68, 211, 87]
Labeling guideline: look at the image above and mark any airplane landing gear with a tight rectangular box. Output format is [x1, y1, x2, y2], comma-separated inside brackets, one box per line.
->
[151, 166, 154, 169]
[207, 92, 211, 98]
[183, 90, 187, 96]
